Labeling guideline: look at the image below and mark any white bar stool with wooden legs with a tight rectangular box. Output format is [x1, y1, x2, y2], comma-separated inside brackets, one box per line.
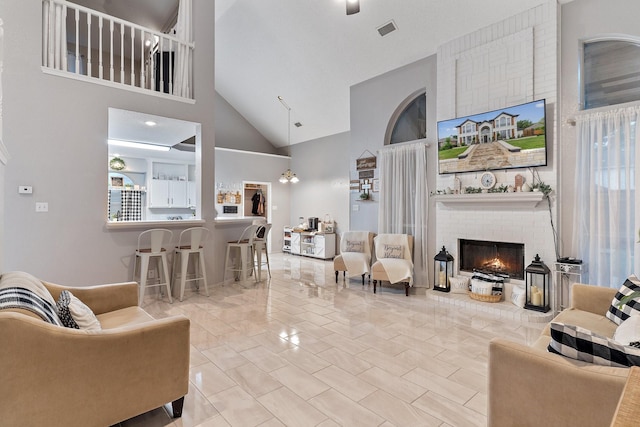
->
[224, 224, 260, 282]
[134, 229, 173, 305]
[172, 227, 210, 302]
[253, 223, 272, 281]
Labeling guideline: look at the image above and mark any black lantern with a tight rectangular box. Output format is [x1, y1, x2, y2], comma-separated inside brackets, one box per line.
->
[524, 254, 550, 312]
[434, 246, 454, 292]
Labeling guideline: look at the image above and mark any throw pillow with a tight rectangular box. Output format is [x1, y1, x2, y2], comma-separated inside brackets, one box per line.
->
[0, 271, 57, 307]
[548, 322, 640, 367]
[614, 315, 640, 347]
[57, 290, 80, 329]
[345, 240, 365, 253]
[383, 244, 403, 259]
[606, 275, 640, 325]
[449, 276, 470, 294]
[510, 286, 526, 308]
[57, 290, 101, 331]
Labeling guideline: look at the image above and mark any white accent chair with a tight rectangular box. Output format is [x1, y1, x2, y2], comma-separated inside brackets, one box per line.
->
[333, 231, 375, 286]
[371, 234, 414, 296]
[172, 227, 210, 301]
[134, 228, 173, 305]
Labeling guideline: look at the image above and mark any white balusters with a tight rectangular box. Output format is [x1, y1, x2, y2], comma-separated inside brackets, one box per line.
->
[42, 0, 194, 99]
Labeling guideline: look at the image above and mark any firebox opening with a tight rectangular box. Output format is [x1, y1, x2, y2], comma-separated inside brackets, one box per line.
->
[459, 239, 525, 280]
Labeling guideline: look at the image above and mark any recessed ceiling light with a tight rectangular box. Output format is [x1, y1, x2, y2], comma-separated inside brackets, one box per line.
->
[145, 120, 157, 127]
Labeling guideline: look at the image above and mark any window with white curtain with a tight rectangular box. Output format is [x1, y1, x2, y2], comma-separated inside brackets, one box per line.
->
[573, 106, 639, 287]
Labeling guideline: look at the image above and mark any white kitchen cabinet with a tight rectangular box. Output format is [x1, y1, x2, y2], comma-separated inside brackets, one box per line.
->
[149, 179, 188, 208]
[290, 232, 301, 255]
[187, 181, 197, 207]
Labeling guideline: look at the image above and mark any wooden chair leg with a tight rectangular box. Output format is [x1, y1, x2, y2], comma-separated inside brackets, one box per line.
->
[405, 283, 409, 296]
[361, 274, 365, 286]
[335, 271, 338, 283]
[373, 280, 377, 293]
[171, 396, 185, 418]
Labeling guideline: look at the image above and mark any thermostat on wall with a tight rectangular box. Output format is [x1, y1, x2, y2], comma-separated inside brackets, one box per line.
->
[18, 186, 33, 194]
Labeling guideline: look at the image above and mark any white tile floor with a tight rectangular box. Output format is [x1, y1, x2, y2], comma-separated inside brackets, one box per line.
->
[115, 253, 545, 427]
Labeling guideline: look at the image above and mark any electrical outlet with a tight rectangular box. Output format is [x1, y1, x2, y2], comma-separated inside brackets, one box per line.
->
[35, 202, 48, 212]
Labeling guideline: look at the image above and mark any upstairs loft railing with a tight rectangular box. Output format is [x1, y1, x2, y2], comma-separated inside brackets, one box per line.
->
[42, 0, 194, 100]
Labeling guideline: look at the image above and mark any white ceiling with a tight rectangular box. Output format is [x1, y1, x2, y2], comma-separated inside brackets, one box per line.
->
[77, 0, 575, 149]
[215, 0, 559, 147]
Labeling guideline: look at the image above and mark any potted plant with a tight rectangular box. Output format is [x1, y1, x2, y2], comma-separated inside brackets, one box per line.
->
[359, 192, 370, 200]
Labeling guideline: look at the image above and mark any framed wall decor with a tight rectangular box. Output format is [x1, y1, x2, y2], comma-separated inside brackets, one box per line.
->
[372, 179, 380, 192]
[356, 156, 376, 170]
[350, 180, 360, 191]
[358, 170, 374, 179]
[110, 176, 124, 188]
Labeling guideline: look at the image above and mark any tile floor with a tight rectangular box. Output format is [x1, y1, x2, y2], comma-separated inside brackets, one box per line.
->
[116, 253, 544, 427]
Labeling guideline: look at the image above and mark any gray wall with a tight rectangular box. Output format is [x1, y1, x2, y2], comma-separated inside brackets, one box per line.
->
[215, 92, 280, 154]
[1, 0, 216, 285]
[559, 0, 640, 257]
[348, 55, 438, 281]
[289, 131, 350, 238]
[213, 148, 291, 283]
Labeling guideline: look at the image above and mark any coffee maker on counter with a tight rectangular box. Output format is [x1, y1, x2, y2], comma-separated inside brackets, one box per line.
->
[308, 217, 319, 231]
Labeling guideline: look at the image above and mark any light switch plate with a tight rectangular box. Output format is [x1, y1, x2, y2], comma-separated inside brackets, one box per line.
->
[352, 204, 359, 211]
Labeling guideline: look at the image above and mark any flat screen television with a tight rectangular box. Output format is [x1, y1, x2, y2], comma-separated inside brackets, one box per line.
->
[437, 99, 547, 175]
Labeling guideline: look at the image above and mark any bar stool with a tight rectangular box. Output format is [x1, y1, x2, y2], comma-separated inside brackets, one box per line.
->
[253, 223, 272, 281]
[224, 224, 260, 282]
[172, 227, 210, 302]
[134, 229, 173, 305]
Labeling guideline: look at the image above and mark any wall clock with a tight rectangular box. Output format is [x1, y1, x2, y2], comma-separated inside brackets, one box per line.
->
[480, 171, 496, 189]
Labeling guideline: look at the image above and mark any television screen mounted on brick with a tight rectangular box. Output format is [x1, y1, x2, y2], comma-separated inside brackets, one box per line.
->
[437, 99, 547, 175]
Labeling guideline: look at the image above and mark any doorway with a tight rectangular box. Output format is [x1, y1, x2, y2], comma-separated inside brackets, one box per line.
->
[243, 181, 272, 252]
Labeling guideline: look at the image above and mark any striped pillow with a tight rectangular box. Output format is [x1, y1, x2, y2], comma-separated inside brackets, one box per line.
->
[548, 322, 640, 367]
[606, 275, 640, 325]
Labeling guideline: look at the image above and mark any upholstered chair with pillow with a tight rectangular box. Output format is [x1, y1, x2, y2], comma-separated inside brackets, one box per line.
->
[371, 234, 414, 296]
[0, 271, 190, 426]
[334, 231, 375, 286]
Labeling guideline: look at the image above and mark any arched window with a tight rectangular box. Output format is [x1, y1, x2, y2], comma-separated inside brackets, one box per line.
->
[583, 37, 640, 109]
[385, 91, 426, 145]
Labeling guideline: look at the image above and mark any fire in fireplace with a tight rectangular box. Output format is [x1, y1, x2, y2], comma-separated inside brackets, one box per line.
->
[459, 239, 525, 279]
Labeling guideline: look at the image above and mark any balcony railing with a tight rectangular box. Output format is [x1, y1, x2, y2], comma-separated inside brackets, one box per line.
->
[42, 0, 194, 100]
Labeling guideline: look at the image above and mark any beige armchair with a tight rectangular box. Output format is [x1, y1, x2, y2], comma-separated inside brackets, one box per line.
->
[0, 280, 190, 427]
[371, 234, 414, 296]
[334, 231, 375, 286]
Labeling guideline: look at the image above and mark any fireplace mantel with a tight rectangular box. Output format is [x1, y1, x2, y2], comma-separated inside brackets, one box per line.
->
[434, 192, 545, 209]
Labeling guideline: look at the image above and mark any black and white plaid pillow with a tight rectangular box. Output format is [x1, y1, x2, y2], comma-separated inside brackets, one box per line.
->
[56, 290, 80, 329]
[548, 322, 640, 367]
[606, 275, 640, 325]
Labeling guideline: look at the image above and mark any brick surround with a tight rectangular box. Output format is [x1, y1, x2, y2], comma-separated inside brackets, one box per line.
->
[435, 1, 558, 307]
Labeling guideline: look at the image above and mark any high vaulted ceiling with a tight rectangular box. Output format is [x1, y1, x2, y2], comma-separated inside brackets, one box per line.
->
[215, 0, 557, 147]
[75, 1, 574, 148]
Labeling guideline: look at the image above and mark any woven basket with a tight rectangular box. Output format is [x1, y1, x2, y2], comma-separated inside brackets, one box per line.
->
[468, 291, 502, 303]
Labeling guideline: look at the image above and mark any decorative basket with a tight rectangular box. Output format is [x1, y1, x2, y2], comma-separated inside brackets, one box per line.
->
[468, 291, 502, 303]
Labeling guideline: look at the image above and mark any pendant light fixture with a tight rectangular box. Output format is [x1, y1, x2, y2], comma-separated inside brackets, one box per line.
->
[278, 96, 299, 184]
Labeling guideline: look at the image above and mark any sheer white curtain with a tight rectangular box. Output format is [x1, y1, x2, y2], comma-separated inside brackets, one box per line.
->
[378, 142, 429, 286]
[42, 0, 66, 70]
[172, 0, 192, 98]
[574, 105, 640, 287]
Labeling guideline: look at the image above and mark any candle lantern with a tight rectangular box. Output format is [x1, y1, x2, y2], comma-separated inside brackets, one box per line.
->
[434, 246, 454, 292]
[524, 254, 550, 312]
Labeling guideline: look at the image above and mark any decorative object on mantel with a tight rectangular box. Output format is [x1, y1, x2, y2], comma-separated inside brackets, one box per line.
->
[525, 254, 551, 312]
[464, 186, 483, 194]
[514, 174, 524, 192]
[433, 246, 453, 292]
[109, 157, 126, 171]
